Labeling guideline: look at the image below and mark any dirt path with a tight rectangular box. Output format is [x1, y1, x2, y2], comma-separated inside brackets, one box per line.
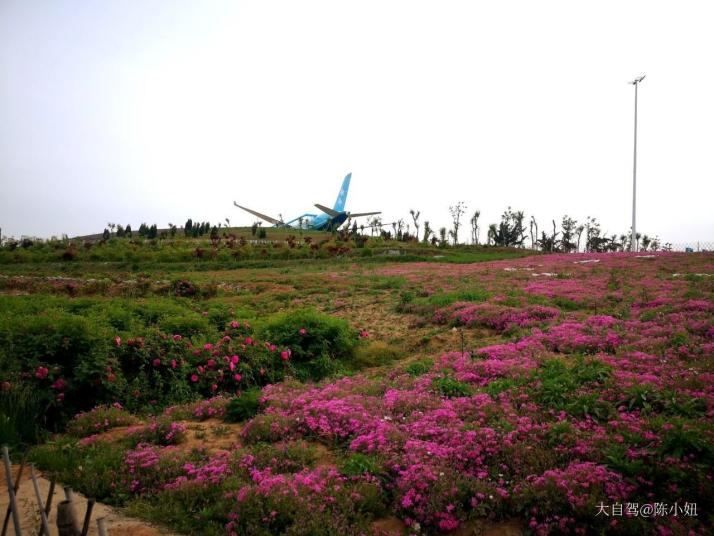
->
[1, 465, 175, 536]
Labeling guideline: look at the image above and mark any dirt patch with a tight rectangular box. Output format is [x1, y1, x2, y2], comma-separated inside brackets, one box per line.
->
[180, 418, 242, 453]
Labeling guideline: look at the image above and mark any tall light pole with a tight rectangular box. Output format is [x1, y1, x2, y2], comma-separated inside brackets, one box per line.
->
[630, 74, 645, 252]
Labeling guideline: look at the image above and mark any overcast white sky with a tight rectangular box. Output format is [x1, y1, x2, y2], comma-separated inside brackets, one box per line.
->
[1, 0, 713, 244]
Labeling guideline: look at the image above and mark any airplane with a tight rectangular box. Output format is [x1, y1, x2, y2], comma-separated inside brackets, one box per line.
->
[233, 173, 381, 231]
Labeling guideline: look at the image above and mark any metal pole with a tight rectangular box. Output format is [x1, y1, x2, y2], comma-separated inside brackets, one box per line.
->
[1, 447, 22, 536]
[631, 80, 638, 252]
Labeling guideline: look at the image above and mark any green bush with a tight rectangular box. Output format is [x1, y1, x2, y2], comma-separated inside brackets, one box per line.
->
[257, 308, 356, 380]
[431, 375, 472, 398]
[224, 389, 262, 423]
[339, 452, 383, 477]
[404, 359, 433, 376]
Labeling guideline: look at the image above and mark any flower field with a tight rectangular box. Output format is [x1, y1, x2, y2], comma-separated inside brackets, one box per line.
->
[2, 251, 713, 534]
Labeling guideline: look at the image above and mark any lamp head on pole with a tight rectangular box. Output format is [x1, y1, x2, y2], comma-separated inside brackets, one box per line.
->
[630, 75, 646, 85]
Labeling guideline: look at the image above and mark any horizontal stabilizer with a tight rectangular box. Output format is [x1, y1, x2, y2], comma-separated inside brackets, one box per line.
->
[233, 202, 282, 225]
[314, 203, 340, 217]
[348, 211, 381, 218]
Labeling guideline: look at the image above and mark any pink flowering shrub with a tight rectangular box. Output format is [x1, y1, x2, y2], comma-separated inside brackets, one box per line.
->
[126, 417, 187, 446]
[513, 462, 635, 534]
[434, 303, 560, 332]
[123, 442, 190, 494]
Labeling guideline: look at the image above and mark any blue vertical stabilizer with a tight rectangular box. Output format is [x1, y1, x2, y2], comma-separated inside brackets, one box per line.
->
[332, 173, 351, 212]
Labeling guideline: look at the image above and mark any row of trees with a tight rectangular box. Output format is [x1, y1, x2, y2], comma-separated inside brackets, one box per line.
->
[358, 204, 662, 252]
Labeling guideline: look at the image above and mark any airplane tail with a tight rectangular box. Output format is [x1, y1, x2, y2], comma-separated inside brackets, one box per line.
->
[332, 173, 351, 212]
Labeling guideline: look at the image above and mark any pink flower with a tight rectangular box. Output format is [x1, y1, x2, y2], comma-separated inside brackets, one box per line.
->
[172, 334, 182, 342]
[234, 374, 242, 382]
[231, 355, 240, 364]
[230, 320, 240, 329]
[211, 384, 218, 392]
[207, 359, 217, 369]
[244, 337, 254, 345]
[152, 359, 161, 367]
[35, 366, 49, 379]
[280, 350, 291, 361]
[197, 366, 205, 374]
[359, 330, 369, 338]
[299, 328, 307, 336]
[170, 359, 177, 369]
[190, 374, 199, 383]
[114, 336, 121, 347]
[203, 343, 213, 351]
[51, 378, 67, 391]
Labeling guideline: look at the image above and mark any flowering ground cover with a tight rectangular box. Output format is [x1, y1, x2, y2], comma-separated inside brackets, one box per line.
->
[2, 252, 713, 534]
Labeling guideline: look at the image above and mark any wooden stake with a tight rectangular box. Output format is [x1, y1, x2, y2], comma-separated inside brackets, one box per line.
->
[1, 456, 24, 536]
[57, 500, 80, 536]
[38, 479, 56, 536]
[97, 516, 108, 536]
[29, 465, 51, 536]
[1, 447, 22, 536]
[80, 499, 95, 536]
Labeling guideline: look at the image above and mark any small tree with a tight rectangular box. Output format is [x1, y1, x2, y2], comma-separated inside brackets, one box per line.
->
[449, 202, 467, 245]
[470, 210, 481, 245]
[409, 210, 421, 244]
[529, 216, 538, 250]
[538, 220, 559, 252]
[490, 207, 526, 247]
[438, 227, 447, 247]
[147, 224, 158, 239]
[102, 228, 110, 240]
[422, 221, 433, 243]
[116, 224, 125, 238]
[560, 215, 578, 253]
[486, 224, 497, 246]
[125, 224, 132, 238]
[575, 224, 585, 253]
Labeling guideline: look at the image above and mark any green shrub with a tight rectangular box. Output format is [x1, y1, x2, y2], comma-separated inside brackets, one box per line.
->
[339, 452, 383, 477]
[224, 389, 262, 423]
[159, 313, 211, 338]
[431, 375, 472, 398]
[404, 359, 433, 376]
[257, 308, 356, 381]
